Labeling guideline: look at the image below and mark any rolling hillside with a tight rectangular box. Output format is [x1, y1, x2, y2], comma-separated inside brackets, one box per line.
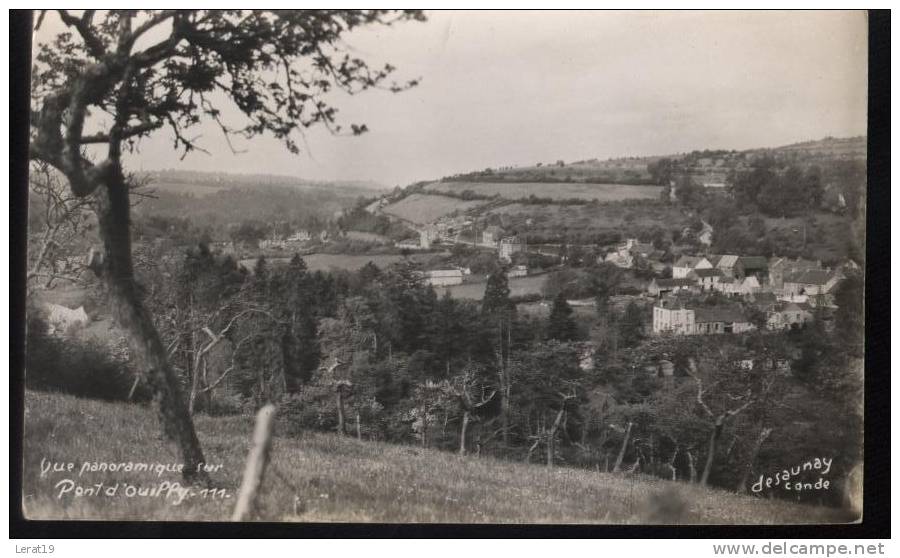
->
[380, 193, 489, 225]
[424, 181, 663, 202]
[23, 391, 854, 523]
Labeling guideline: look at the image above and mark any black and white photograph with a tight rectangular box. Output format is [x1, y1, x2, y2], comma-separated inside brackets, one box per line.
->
[17, 9, 874, 527]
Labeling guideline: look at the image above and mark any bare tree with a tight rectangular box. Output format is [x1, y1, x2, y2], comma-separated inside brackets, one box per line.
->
[27, 162, 94, 291]
[611, 421, 634, 473]
[545, 389, 577, 467]
[691, 376, 755, 487]
[29, 10, 423, 482]
[444, 365, 496, 456]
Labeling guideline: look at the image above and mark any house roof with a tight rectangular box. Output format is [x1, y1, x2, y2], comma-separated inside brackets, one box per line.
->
[674, 255, 706, 268]
[693, 268, 724, 278]
[714, 255, 740, 269]
[771, 257, 820, 271]
[693, 306, 748, 324]
[739, 256, 769, 271]
[426, 269, 463, 278]
[785, 269, 835, 286]
[753, 292, 778, 305]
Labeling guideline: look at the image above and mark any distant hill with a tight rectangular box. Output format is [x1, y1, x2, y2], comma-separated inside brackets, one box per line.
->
[140, 169, 387, 197]
[436, 136, 866, 188]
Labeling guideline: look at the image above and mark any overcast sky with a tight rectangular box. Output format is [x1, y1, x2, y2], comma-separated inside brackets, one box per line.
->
[36, 10, 869, 188]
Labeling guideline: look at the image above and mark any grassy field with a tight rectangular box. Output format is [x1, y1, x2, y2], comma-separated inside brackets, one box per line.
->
[425, 181, 663, 202]
[144, 181, 232, 198]
[239, 252, 446, 273]
[435, 274, 548, 301]
[22, 391, 853, 523]
[381, 193, 488, 225]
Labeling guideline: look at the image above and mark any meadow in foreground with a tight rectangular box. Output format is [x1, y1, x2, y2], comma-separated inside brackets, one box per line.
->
[22, 390, 854, 524]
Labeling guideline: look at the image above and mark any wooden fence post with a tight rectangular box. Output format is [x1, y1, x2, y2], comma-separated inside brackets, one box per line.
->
[231, 404, 277, 521]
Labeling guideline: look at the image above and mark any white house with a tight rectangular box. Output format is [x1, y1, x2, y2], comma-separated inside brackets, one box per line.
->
[765, 302, 814, 330]
[652, 299, 695, 335]
[652, 299, 754, 335]
[672, 255, 712, 279]
[419, 227, 439, 249]
[690, 267, 724, 291]
[499, 236, 525, 262]
[506, 265, 528, 279]
[481, 225, 503, 246]
[714, 275, 760, 297]
[424, 269, 464, 287]
[783, 269, 842, 297]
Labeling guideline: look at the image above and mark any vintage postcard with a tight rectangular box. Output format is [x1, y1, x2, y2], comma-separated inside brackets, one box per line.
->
[21, 10, 868, 525]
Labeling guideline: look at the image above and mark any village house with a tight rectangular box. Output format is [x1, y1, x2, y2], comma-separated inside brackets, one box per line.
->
[768, 257, 822, 290]
[735, 255, 769, 282]
[395, 238, 422, 250]
[423, 269, 464, 287]
[764, 301, 814, 330]
[782, 269, 843, 297]
[652, 298, 754, 336]
[499, 236, 525, 262]
[714, 275, 761, 297]
[603, 248, 633, 269]
[652, 298, 695, 335]
[481, 225, 503, 246]
[286, 230, 311, 243]
[690, 267, 724, 291]
[693, 306, 756, 335]
[672, 255, 712, 279]
[708, 254, 740, 278]
[647, 277, 698, 297]
[602, 238, 663, 270]
[419, 226, 439, 249]
[506, 264, 528, 279]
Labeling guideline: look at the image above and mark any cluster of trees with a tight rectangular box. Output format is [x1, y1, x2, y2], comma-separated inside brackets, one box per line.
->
[728, 159, 824, 217]
[127, 245, 863, 504]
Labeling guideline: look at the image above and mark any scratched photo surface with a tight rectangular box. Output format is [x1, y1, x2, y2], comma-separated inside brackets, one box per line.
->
[24, 10, 866, 523]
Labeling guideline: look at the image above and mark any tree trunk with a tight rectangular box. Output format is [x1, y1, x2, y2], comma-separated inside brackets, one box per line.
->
[496, 319, 510, 446]
[335, 388, 346, 435]
[459, 411, 470, 456]
[701, 418, 725, 486]
[421, 406, 428, 448]
[612, 421, 633, 473]
[664, 445, 679, 481]
[95, 177, 208, 485]
[188, 354, 202, 416]
[525, 437, 540, 463]
[687, 450, 697, 483]
[547, 407, 566, 467]
[738, 427, 772, 493]
[356, 412, 362, 441]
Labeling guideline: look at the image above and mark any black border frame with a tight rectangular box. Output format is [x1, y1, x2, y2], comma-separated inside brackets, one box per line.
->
[9, 8, 890, 539]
